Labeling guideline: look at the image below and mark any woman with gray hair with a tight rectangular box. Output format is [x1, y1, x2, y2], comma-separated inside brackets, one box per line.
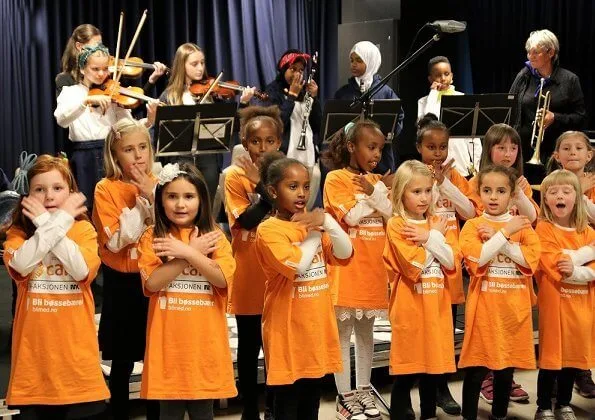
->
[509, 29, 587, 183]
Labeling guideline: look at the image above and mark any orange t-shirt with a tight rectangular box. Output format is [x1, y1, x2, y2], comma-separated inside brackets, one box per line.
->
[3, 220, 109, 405]
[323, 168, 388, 309]
[382, 216, 460, 375]
[93, 178, 152, 273]
[255, 216, 351, 385]
[137, 226, 237, 400]
[535, 221, 595, 370]
[433, 170, 478, 304]
[458, 215, 540, 370]
[224, 165, 267, 314]
[468, 175, 539, 217]
[586, 187, 595, 203]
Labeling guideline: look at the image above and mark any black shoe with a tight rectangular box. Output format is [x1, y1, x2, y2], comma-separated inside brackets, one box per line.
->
[575, 369, 595, 398]
[240, 410, 262, 420]
[240, 415, 261, 420]
[436, 383, 462, 415]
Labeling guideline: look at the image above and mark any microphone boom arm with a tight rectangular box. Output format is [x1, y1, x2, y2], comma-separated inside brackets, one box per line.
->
[351, 33, 441, 108]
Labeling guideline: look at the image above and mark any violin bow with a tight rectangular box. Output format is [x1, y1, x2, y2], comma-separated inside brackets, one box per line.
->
[113, 12, 124, 83]
[115, 9, 148, 85]
[199, 71, 224, 104]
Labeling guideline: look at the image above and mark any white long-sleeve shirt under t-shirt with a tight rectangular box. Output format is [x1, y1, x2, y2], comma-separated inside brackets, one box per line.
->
[343, 181, 393, 226]
[54, 84, 131, 141]
[9, 211, 89, 281]
[105, 196, 154, 254]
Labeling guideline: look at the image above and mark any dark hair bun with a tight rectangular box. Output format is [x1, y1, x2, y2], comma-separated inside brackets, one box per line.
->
[417, 113, 439, 130]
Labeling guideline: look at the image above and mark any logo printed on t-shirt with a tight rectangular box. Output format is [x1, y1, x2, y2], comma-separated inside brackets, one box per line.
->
[420, 259, 444, 280]
[358, 216, 383, 228]
[295, 243, 327, 282]
[165, 265, 213, 295]
[28, 256, 82, 295]
[559, 285, 589, 299]
[415, 259, 445, 295]
[487, 248, 523, 279]
[434, 205, 457, 222]
[241, 229, 257, 242]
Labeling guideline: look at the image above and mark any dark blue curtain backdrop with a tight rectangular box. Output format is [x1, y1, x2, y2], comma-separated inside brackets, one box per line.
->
[3, 0, 593, 171]
[0, 0, 339, 174]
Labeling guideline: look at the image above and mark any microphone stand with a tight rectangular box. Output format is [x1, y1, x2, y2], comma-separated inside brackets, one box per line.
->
[351, 33, 442, 112]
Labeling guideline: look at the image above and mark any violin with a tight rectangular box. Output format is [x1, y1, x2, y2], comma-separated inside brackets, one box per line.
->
[108, 56, 170, 78]
[88, 79, 159, 109]
[189, 77, 269, 101]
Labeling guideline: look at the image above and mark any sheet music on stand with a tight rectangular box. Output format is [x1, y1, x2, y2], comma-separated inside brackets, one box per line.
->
[154, 103, 238, 158]
[321, 99, 402, 144]
[440, 94, 516, 138]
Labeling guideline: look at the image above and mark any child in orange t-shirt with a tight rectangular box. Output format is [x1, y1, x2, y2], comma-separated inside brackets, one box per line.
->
[255, 153, 353, 420]
[224, 105, 282, 418]
[415, 114, 478, 415]
[545, 131, 595, 398]
[467, 124, 539, 404]
[382, 160, 460, 420]
[469, 124, 539, 223]
[547, 131, 595, 228]
[534, 169, 595, 418]
[137, 162, 237, 419]
[92, 118, 158, 419]
[321, 119, 391, 419]
[3, 155, 109, 417]
[459, 165, 541, 420]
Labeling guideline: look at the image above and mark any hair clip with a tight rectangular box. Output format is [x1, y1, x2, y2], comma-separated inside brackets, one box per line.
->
[111, 126, 122, 141]
[157, 163, 187, 186]
[11, 151, 38, 195]
[344, 121, 355, 134]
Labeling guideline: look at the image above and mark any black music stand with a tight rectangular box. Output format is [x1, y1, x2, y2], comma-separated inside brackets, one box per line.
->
[321, 99, 402, 144]
[440, 94, 516, 138]
[154, 103, 238, 159]
[440, 94, 516, 174]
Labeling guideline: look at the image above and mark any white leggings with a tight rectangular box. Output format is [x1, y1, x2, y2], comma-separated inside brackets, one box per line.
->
[333, 314, 375, 394]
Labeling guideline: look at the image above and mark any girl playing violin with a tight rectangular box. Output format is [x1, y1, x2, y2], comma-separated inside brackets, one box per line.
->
[56, 24, 167, 97]
[54, 43, 157, 212]
[158, 43, 255, 203]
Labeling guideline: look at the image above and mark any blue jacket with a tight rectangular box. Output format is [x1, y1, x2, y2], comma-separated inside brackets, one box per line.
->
[334, 75, 404, 172]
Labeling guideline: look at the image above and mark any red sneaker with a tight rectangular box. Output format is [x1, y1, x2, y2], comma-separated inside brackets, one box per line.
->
[480, 372, 494, 404]
[509, 379, 529, 401]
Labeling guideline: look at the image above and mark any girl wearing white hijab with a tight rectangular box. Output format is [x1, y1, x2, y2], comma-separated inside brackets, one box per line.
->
[334, 41, 404, 173]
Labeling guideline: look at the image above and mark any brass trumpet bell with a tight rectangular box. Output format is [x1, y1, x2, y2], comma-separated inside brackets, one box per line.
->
[527, 77, 551, 166]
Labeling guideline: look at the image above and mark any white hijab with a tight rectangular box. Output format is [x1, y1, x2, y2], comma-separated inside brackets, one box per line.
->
[351, 41, 382, 92]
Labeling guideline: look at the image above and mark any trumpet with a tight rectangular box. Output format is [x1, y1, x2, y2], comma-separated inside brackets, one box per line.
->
[527, 77, 551, 165]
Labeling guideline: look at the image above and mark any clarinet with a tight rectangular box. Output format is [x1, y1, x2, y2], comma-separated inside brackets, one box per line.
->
[296, 52, 318, 151]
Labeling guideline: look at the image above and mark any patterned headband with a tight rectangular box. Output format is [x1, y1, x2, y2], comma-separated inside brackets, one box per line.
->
[78, 43, 109, 69]
[278, 52, 311, 70]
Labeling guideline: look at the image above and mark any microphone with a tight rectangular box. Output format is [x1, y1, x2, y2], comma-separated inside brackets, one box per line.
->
[428, 20, 467, 34]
